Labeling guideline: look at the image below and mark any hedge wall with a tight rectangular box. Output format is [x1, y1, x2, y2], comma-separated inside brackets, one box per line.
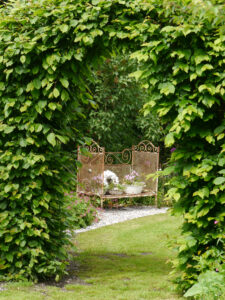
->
[136, 0, 225, 291]
[0, 0, 224, 292]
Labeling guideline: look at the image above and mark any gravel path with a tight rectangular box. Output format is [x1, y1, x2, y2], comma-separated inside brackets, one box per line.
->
[75, 206, 169, 233]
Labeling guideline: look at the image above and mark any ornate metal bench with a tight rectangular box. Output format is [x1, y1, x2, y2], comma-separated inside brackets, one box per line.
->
[77, 140, 159, 207]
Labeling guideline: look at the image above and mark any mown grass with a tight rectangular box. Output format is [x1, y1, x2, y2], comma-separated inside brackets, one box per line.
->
[0, 212, 184, 300]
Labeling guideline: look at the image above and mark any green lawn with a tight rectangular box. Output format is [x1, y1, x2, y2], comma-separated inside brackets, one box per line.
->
[0, 213, 184, 300]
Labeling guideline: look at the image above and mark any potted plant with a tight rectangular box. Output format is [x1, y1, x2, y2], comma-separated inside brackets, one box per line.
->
[103, 170, 120, 195]
[123, 170, 145, 194]
[107, 182, 125, 195]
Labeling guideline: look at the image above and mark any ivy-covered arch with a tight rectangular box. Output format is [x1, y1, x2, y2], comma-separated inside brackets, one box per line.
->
[0, 0, 225, 292]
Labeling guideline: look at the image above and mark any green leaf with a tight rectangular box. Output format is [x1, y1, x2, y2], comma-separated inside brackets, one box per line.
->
[90, 29, 103, 38]
[163, 166, 176, 175]
[129, 70, 143, 81]
[16, 87, 23, 96]
[190, 73, 197, 81]
[61, 89, 69, 101]
[48, 103, 57, 110]
[55, 274, 60, 282]
[214, 125, 225, 135]
[165, 132, 175, 147]
[194, 51, 210, 65]
[20, 55, 26, 64]
[53, 88, 60, 98]
[218, 169, 225, 175]
[19, 138, 27, 147]
[15, 261, 22, 268]
[26, 137, 34, 144]
[34, 124, 43, 132]
[184, 283, 202, 297]
[218, 158, 225, 166]
[130, 50, 148, 62]
[56, 135, 67, 144]
[47, 133, 56, 147]
[0, 82, 5, 91]
[158, 82, 175, 95]
[206, 135, 215, 144]
[198, 84, 215, 94]
[193, 187, 209, 199]
[4, 126, 15, 134]
[220, 194, 225, 204]
[5, 235, 13, 243]
[0, 202, 7, 210]
[32, 65, 39, 75]
[201, 64, 213, 72]
[197, 207, 210, 217]
[59, 78, 69, 88]
[149, 52, 157, 64]
[6, 253, 13, 262]
[213, 177, 225, 185]
[38, 100, 47, 109]
[70, 20, 78, 27]
[186, 236, 197, 248]
[217, 133, 224, 140]
[20, 240, 26, 247]
[161, 26, 175, 33]
[26, 82, 34, 92]
[59, 24, 69, 33]
[4, 184, 12, 193]
[33, 78, 41, 90]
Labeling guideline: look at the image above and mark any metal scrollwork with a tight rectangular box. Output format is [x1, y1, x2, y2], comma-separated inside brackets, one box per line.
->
[105, 148, 132, 165]
[133, 140, 158, 152]
[122, 148, 132, 164]
[77, 140, 160, 201]
[86, 141, 104, 153]
[78, 141, 104, 164]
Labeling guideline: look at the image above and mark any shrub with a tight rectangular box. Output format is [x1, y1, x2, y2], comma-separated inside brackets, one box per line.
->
[140, 1, 225, 292]
[66, 193, 99, 229]
[0, 0, 95, 281]
[102, 196, 156, 208]
[184, 270, 225, 300]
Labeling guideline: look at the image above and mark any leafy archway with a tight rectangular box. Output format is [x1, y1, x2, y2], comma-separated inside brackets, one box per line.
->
[0, 0, 224, 292]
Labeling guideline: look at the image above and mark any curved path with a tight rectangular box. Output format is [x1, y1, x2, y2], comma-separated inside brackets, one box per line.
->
[75, 206, 169, 233]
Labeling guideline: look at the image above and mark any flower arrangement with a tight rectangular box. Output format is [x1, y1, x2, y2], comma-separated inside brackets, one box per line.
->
[123, 170, 145, 194]
[103, 170, 124, 195]
[123, 170, 143, 186]
[103, 170, 119, 187]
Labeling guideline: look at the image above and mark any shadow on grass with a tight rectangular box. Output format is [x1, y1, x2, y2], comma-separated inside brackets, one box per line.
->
[75, 250, 173, 282]
[0, 214, 183, 300]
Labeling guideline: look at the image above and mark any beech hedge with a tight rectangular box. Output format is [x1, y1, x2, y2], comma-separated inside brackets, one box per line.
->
[0, 0, 224, 292]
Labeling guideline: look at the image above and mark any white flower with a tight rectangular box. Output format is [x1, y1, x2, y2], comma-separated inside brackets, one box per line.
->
[103, 170, 119, 187]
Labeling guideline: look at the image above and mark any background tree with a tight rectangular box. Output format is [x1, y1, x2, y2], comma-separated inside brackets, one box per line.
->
[85, 55, 163, 152]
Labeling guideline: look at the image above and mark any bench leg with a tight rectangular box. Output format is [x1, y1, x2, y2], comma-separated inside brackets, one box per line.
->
[155, 193, 158, 207]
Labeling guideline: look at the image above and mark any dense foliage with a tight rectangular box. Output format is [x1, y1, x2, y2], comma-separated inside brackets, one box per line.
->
[0, 0, 99, 281]
[0, 0, 224, 293]
[138, 0, 225, 293]
[184, 270, 225, 299]
[86, 56, 162, 151]
[66, 192, 99, 229]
